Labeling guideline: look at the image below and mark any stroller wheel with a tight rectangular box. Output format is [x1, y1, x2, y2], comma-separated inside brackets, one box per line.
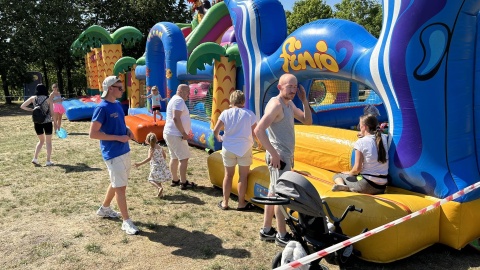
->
[272, 251, 282, 268]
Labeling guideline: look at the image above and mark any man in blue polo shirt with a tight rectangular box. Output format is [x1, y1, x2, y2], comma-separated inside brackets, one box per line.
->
[89, 76, 138, 235]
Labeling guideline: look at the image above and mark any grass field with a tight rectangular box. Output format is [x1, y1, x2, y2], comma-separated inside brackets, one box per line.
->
[0, 102, 479, 270]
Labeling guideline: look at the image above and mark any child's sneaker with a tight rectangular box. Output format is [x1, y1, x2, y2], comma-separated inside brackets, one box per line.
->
[259, 227, 277, 241]
[96, 206, 120, 218]
[45, 161, 54, 166]
[122, 219, 139, 235]
[32, 158, 39, 165]
[275, 232, 293, 247]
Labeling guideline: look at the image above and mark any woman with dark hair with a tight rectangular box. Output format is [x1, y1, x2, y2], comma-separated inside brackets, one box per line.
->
[331, 114, 389, 194]
[20, 84, 55, 166]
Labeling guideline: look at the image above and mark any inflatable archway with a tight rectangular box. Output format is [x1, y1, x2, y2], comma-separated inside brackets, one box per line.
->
[206, 0, 480, 262]
[146, 22, 187, 101]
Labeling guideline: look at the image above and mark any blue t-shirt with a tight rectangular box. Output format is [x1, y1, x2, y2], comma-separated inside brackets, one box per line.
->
[92, 100, 130, 161]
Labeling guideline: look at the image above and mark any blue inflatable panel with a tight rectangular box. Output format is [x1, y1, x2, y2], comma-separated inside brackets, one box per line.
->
[189, 118, 222, 151]
[128, 107, 165, 118]
[177, 61, 214, 81]
[135, 65, 146, 80]
[63, 99, 98, 121]
[311, 103, 387, 129]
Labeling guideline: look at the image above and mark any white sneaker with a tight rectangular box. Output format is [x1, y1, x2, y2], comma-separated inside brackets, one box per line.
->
[96, 206, 121, 218]
[45, 161, 54, 166]
[32, 158, 39, 165]
[122, 219, 139, 235]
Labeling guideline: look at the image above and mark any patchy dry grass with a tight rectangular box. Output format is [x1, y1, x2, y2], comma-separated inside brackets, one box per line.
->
[0, 102, 478, 270]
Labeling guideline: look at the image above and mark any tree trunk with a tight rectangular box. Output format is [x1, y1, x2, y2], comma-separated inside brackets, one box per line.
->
[42, 60, 49, 87]
[66, 67, 73, 98]
[1, 71, 12, 104]
[56, 65, 63, 94]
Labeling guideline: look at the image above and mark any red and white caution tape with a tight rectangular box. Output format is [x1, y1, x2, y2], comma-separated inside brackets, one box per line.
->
[274, 181, 480, 270]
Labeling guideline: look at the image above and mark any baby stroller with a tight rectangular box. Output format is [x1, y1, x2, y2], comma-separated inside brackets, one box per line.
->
[251, 171, 364, 269]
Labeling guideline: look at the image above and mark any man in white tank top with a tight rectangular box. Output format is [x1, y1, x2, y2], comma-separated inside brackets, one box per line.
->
[254, 73, 312, 247]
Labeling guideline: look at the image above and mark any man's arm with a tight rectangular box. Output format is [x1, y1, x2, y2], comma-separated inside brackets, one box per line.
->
[254, 99, 282, 168]
[89, 121, 130, 143]
[173, 109, 189, 140]
[292, 85, 312, 125]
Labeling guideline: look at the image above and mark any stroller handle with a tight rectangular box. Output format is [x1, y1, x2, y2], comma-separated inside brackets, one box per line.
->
[251, 196, 290, 205]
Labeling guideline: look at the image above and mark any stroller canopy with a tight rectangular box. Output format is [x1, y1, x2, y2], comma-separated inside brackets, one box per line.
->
[275, 171, 326, 217]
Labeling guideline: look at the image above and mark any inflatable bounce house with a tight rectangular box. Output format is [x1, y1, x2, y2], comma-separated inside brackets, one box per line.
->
[205, 0, 480, 264]
[69, 25, 143, 121]
[128, 0, 386, 151]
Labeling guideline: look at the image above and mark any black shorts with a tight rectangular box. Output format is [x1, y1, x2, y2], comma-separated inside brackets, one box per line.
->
[34, 122, 53, 135]
[152, 106, 161, 112]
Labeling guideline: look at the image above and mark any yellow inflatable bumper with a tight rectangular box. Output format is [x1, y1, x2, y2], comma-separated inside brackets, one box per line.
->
[207, 125, 480, 262]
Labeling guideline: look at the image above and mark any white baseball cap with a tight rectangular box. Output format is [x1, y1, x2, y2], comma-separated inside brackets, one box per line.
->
[101, 76, 121, 98]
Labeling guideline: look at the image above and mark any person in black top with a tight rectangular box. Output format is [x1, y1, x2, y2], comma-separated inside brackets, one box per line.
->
[20, 84, 55, 166]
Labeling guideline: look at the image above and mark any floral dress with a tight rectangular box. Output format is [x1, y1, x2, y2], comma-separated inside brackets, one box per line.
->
[148, 147, 172, 183]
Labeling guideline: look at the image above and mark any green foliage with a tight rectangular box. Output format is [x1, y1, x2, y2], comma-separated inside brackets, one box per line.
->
[187, 42, 225, 75]
[286, 0, 333, 35]
[333, 0, 383, 38]
[0, 0, 190, 103]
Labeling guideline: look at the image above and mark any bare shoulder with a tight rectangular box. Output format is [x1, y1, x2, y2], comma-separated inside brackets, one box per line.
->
[264, 97, 282, 114]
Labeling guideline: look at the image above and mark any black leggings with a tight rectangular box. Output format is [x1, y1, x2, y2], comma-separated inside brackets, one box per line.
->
[34, 122, 53, 135]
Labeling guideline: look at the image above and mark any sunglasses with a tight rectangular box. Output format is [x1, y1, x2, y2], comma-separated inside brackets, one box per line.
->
[111, 85, 124, 91]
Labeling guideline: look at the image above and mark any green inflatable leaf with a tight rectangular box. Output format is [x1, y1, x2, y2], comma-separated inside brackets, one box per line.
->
[187, 42, 226, 75]
[111, 26, 143, 48]
[113, 57, 137, 75]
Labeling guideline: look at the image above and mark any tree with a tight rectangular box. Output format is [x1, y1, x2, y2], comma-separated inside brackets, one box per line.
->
[33, 1, 86, 96]
[286, 0, 333, 35]
[0, 0, 191, 104]
[0, 1, 37, 103]
[80, 0, 191, 59]
[333, 0, 382, 37]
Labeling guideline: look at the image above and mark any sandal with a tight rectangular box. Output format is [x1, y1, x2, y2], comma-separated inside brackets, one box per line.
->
[217, 200, 229, 210]
[170, 179, 181, 187]
[236, 202, 256, 211]
[180, 180, 197, 190]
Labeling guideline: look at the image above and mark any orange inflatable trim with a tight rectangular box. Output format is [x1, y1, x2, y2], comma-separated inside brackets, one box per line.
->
[125, 114, 165, 143]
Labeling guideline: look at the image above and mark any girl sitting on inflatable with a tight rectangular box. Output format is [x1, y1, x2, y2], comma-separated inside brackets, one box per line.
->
[332, 114, 389, 195]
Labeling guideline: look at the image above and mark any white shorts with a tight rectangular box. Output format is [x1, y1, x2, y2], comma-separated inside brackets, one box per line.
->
[221, 148, 252, 167]
[164, 134, 191, 160]
[104, 152, 131, 188]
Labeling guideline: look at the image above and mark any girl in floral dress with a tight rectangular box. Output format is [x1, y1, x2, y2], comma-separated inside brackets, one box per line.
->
[134, 133, 172, 197]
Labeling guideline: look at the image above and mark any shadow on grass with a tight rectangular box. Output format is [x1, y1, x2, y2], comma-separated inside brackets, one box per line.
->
[55, 163, 102, 173]
[187, 185, 264, 213]
[0, 103, 31, 117]
[67, 132, 89, 136]
[139, 224, 251, 259]
[162, 193, 205, 205]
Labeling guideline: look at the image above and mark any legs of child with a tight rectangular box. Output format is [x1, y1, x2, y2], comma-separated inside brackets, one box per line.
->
[149, 181, 164, 197]
[156, 111, 163, 121]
